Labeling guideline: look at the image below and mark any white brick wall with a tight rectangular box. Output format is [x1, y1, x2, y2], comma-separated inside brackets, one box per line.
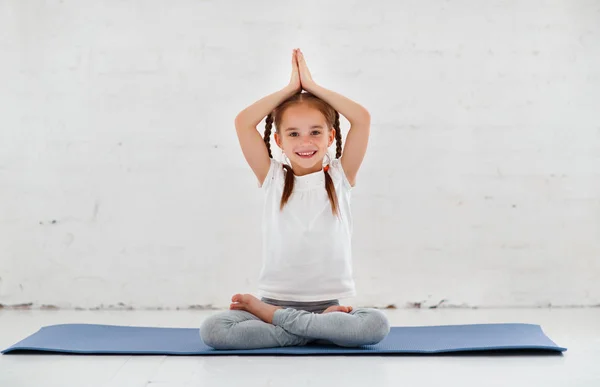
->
[1, 0, 598, 309]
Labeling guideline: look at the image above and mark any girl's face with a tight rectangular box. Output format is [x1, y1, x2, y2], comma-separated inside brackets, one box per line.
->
[274, 104, 335, 176]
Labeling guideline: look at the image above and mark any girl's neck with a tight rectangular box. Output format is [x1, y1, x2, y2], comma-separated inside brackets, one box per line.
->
[289, 162, 324, 176]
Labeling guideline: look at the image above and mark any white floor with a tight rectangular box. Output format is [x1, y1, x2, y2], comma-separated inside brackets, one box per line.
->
[0, 308, 599, 387]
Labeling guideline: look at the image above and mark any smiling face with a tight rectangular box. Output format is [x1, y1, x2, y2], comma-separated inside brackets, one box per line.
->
[274, 104, 335, 176]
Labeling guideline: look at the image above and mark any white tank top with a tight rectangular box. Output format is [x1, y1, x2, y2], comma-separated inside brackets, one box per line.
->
[257, 157, 356, 302]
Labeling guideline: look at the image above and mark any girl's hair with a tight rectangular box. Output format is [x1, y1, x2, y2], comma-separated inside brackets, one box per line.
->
[263, 92, 343, 216]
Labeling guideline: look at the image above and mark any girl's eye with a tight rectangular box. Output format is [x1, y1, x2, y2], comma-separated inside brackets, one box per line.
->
[289, 131, 321, 137]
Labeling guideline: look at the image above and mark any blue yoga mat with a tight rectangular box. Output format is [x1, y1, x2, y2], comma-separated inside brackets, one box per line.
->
[1, 323, 566, 355]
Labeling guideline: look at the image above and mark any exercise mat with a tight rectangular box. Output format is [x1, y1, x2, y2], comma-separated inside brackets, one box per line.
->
[2, 323, 566, 355]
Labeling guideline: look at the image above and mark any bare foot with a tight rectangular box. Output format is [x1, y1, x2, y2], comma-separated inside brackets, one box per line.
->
[322, 305, 353, 314]
[230, 294, 282, 324]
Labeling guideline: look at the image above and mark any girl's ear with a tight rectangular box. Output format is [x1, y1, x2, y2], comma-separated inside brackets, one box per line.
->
[274, 132, 282, 148]
[328, 128, 336, 147]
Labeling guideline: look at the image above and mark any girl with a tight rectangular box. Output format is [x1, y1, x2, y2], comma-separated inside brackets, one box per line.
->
[200, 48, 390, 349]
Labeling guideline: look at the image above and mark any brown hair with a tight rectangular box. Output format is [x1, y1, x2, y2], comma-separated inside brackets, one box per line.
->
[263, 92, 343, 216]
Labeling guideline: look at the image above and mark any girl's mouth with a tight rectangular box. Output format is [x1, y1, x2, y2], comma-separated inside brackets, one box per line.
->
[296, 151, 317, 159]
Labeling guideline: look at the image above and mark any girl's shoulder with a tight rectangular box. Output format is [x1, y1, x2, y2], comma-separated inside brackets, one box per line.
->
[258, 158, 285, 189]
[329, 158, 353, 191]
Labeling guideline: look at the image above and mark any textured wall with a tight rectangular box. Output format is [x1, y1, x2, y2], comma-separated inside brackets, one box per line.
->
[1, 0, 599, 309]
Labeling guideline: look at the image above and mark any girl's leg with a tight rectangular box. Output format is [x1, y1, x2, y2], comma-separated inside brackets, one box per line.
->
[272, 307, 390, 347]
[226, 294, 390, 348]
[200, 309, 312, 350]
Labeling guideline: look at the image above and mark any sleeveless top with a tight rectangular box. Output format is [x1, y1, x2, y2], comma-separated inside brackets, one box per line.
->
[257, 157, 356, 301]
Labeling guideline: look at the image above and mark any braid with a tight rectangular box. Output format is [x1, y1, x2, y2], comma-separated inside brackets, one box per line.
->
[322, 110, 343, 218]
[264, 113, 273, 158]
[265, 111, 296, 211]
[334, 111, 342, 158]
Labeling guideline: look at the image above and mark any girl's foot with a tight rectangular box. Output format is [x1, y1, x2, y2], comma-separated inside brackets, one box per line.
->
[322, 305, 353, 314]
[230, 294, 282, 324]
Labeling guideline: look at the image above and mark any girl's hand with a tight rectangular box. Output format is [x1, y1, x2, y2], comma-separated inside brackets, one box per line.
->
[287, 49, 301, 93]
[296, 49, 317, 92]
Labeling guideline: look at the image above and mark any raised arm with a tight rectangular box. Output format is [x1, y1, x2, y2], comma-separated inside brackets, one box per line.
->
[234, 50, 302, 186]
[295, 49, 371, 186]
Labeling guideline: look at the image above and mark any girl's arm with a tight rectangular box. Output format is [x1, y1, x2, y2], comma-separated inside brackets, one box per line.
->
[236, 49, 301, 127]
[235, 50, 301, 186]
[234, 86, 297, 186]
[306, 83, 371, 126]
[313, 84, 371, 187]
[295, 49, 370, 125]
[295, 50, 370, 186]
[234, 85, 298, 128]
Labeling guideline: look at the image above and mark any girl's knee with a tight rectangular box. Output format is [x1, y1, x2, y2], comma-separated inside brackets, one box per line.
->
[368, 309, 390, 343]
[355, 308, 390, 344]
[199, 314, 223, 348]
[200, 310, 257, 349]
[200, 312, 240, 349]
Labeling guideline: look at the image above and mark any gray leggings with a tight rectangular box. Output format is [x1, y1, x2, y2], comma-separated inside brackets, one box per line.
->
[200, 297, 390, 350]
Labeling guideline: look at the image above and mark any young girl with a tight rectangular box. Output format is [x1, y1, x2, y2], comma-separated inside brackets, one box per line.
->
[200, 48, 390, 349]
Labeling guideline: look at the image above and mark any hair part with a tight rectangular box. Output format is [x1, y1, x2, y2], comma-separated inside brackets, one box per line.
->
[263, 92, 343, 217]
